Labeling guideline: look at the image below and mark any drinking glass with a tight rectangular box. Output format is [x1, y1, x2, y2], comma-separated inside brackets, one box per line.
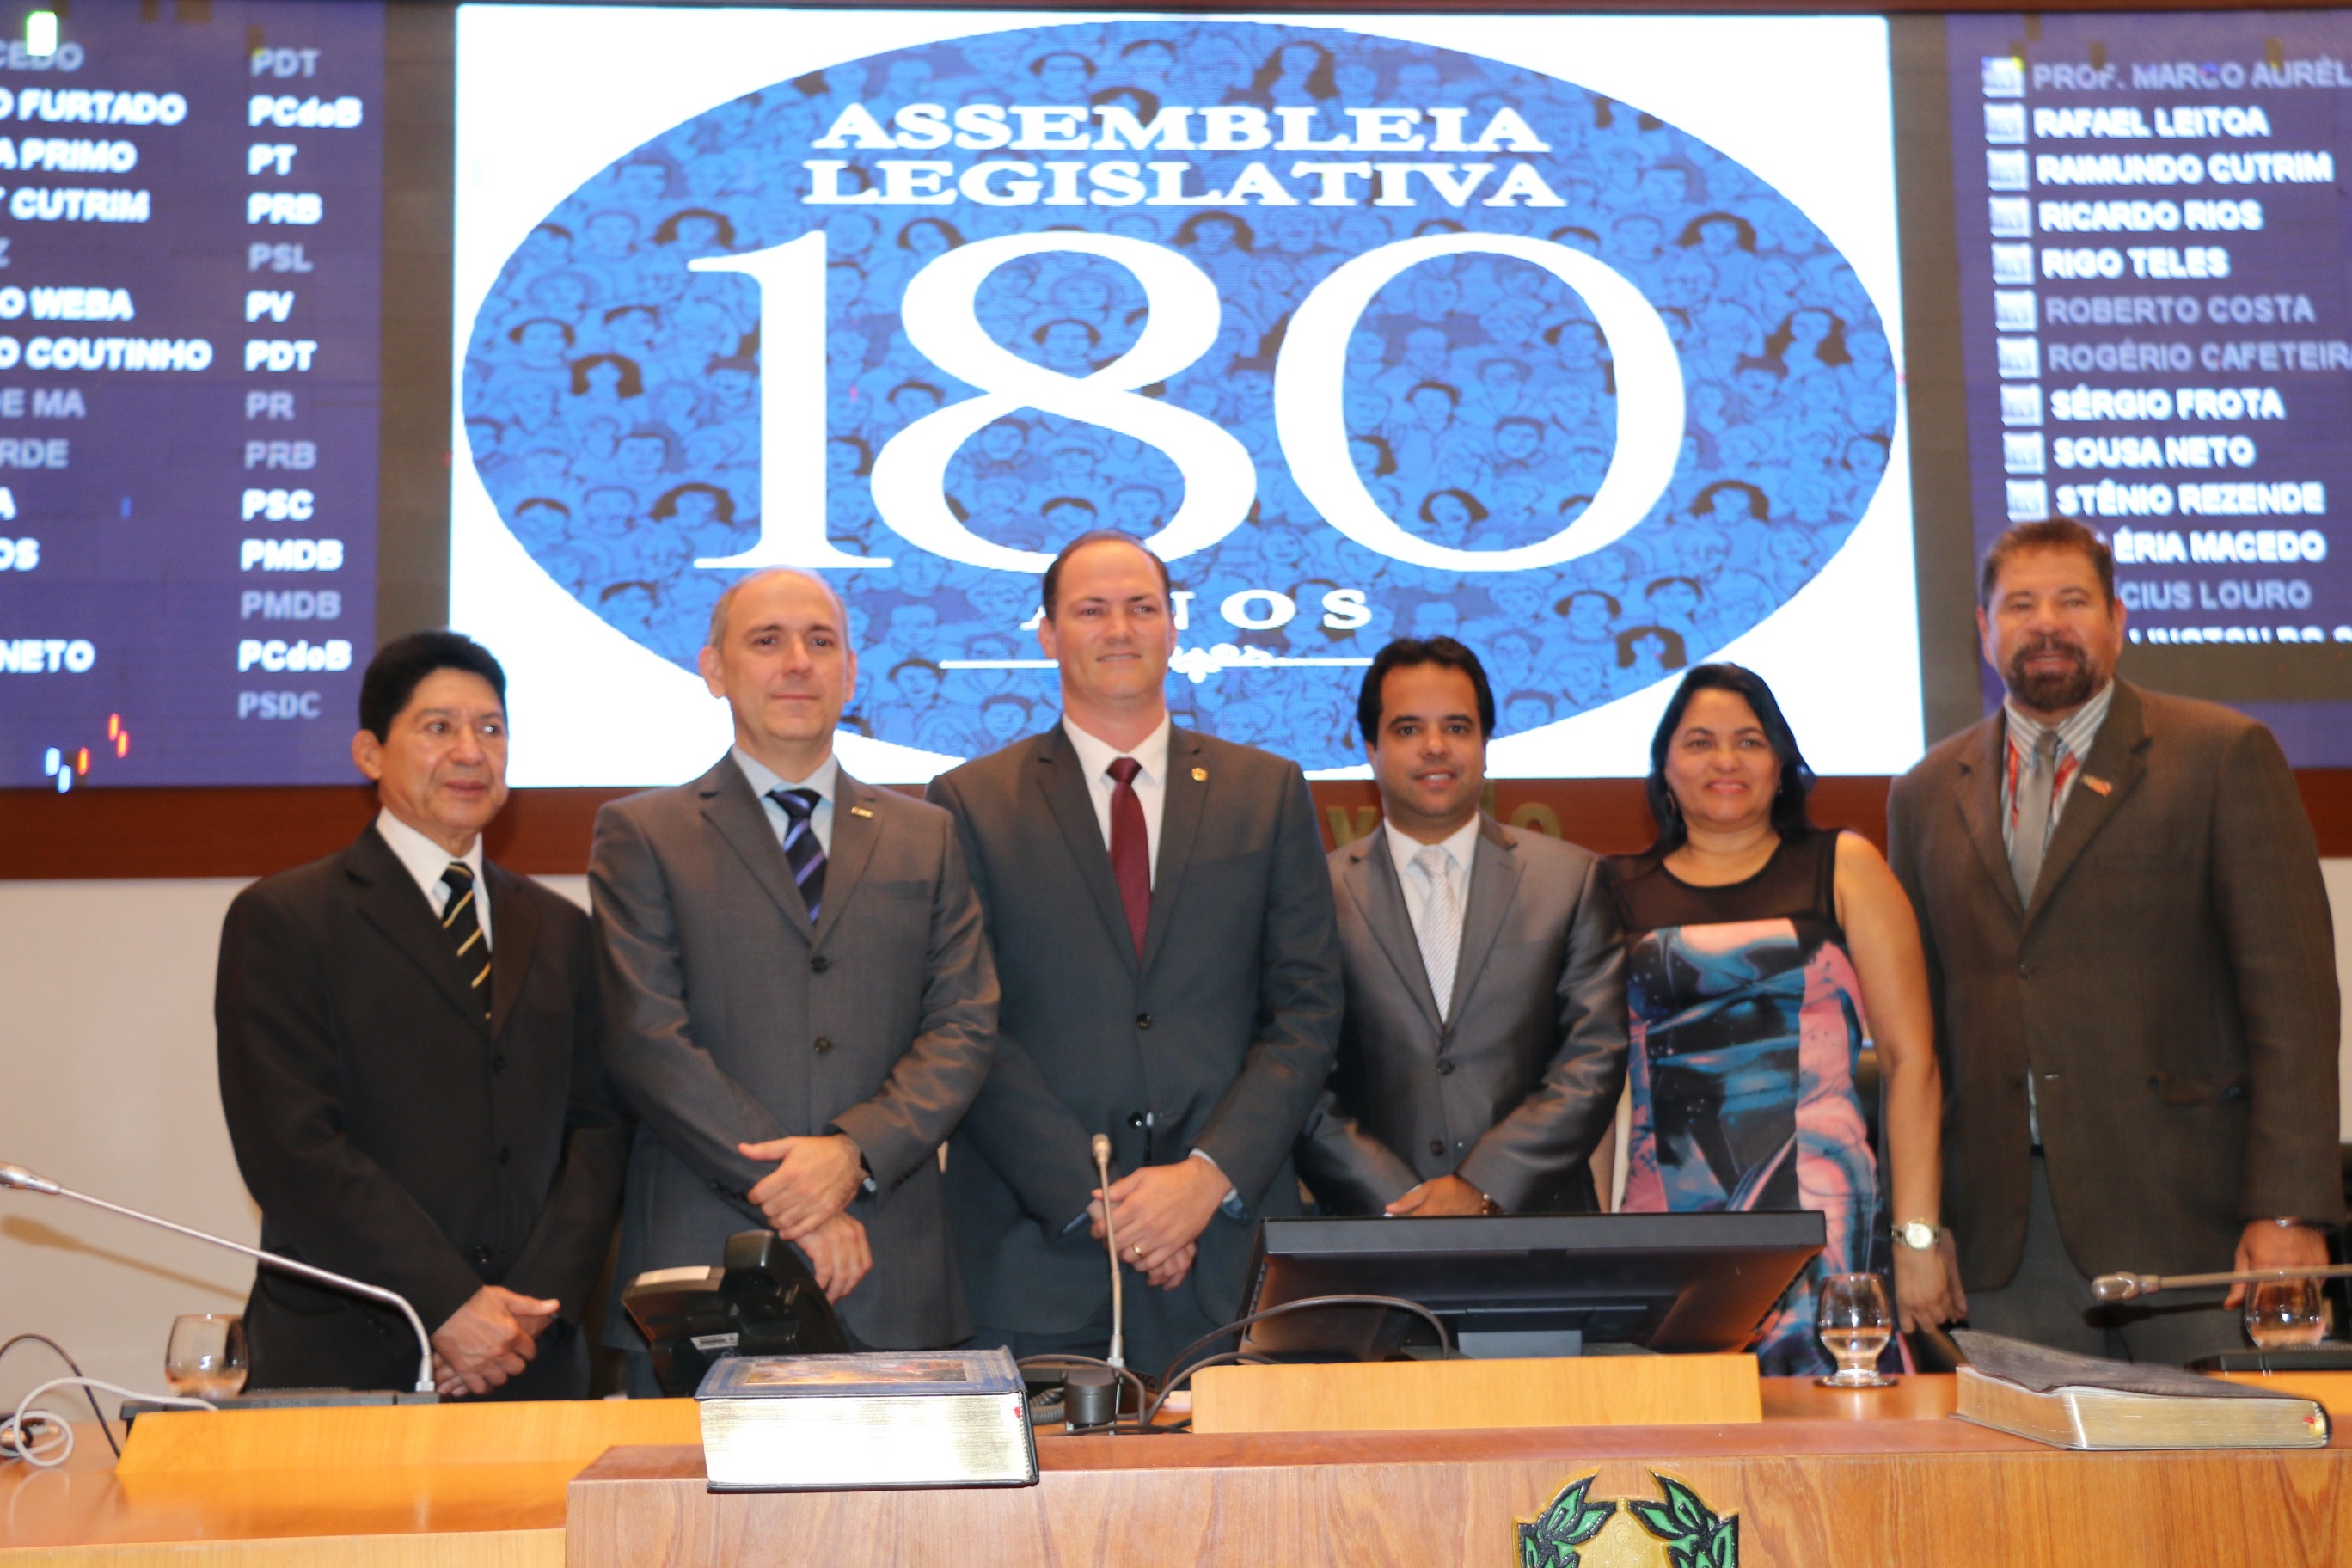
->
[1816, 1273, 1896, 1388]
[165, 1314, 248, 1399]
[2243, 1277, 2328, 1351]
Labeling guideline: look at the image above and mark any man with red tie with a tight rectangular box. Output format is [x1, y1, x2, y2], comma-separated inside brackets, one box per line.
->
[928, 531, 1343, 1375]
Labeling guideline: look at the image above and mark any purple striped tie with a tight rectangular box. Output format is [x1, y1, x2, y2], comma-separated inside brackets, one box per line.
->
[768, 787, 827, 922]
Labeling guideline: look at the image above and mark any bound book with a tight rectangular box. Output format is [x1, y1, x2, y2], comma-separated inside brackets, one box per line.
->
[1951, 1330, 2330, 1450]
[695, 1348, 1038, 1491]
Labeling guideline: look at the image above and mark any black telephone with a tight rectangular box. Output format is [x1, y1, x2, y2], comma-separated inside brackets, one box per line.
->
[621, 1229, 849, 1396]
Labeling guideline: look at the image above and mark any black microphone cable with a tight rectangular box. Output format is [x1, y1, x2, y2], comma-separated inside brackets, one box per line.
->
[1143, 1294, 1454, 1429]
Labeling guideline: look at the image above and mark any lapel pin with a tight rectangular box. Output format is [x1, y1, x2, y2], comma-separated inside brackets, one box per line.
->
[2082, 775, 2112, 796]
[1191, 766, 1207, 782]
[849, 804, 874, 818]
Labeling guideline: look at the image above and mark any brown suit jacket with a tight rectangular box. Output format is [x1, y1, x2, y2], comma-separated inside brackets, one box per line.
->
[1885, 680, 2341, 1290]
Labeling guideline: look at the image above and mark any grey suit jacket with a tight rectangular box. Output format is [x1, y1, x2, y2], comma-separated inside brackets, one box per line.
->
[925, 724, 1343, 1335]
[1297, 815, 1628, 1216]
[1886, 680, 2342, 1290]
[590, 755, 997, 1350]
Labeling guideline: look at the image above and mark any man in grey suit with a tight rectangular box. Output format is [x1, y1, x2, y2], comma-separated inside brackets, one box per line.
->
[1298, 637, 1627, 1218]
[591, 568, 996, 1384]
[1888, 519, 2340, 1361]
[927, 530, 1342, 1375]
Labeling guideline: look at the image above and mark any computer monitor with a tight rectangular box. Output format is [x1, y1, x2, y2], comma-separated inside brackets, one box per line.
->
[1240, 1211, 1826, 1361]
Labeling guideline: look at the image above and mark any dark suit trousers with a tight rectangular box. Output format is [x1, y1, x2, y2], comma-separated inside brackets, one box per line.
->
[1963, 1154, 2240, 1365]
[246, 1277, 590, 1400]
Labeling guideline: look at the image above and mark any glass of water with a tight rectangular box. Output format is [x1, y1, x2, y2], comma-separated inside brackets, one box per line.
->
[1816, 1273, 1897, 1387]
[165, 1314, 248, 1399]
[2244, 1277, 2328, 1351]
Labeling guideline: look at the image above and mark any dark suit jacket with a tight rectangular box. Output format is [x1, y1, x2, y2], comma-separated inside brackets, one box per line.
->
[1885, 680, 2342, 1289]
[216, 826, 628, 1394]
[1298, 815, 1627, 1216]
[590, 756, 996, 1351]
[926, 724, 1343, 1335]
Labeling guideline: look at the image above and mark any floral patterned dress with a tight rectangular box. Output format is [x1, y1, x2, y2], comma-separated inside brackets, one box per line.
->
[1607, 832, 1904, 1377]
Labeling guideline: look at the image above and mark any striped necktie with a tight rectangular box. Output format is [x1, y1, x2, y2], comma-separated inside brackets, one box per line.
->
[440, 862, 491, 1020]
[769, 787, 827, 922]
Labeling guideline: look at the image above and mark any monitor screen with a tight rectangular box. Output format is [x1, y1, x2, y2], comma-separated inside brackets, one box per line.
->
[0, 0, 383, 788]
[1946, 10, 2352, 763]
[1240, 1211, 1825, 1359]
[450, 7, 1916, 786]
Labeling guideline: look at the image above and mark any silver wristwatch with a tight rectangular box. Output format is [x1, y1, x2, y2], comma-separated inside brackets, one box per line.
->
[1895, 1219, 1941, 1252]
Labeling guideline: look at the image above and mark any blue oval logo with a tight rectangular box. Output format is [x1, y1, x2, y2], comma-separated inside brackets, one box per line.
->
[461, 20, 1895, 770]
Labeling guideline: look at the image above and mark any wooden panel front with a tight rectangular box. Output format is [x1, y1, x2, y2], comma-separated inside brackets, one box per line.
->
[567, 1415, 2352, 1568]
[1189, 1353, 1761, 1434]
[115, 1398, 698, 1475]
[2, 1401, 688, 1566]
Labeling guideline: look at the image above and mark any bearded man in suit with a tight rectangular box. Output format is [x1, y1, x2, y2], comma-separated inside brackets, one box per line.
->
[1887, 519, 2341, 1361]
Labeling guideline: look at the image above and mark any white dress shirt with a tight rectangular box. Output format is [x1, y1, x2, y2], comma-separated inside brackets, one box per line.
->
[1383, 813, 1479, 958]
[1061, 714, 1170, 886]
[374, 807, 491, 949]
[1999, 680, 2116, 854]
[732, 746, 839, 856]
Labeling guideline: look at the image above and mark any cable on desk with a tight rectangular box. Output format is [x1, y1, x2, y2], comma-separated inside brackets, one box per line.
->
[1155, 1293, 1454, 1393]
[0, 1335, 119, 1459]
[1140, 1351, 1275, 1429]
[1015, 1353, 1151, 1425]
[5, 1380, 214, 1469]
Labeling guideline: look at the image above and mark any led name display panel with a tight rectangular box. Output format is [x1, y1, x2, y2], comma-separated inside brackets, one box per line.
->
[0, 2, 382, 789]
[1950, 10, 2352, 763]
[453, 9, 1914, 785]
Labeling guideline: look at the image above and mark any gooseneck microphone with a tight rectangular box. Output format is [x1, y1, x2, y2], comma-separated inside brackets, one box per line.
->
[0, 1161, 437, 1395]
[1090, 1135, 1125, 1373]
[2092, 1263, 2352, 1302]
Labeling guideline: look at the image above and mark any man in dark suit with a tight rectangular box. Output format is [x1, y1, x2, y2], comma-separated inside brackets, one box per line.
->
[927, 530, 1343, 1375]
[1298, 638, 1626, 1218]
[217, 631, 628, 1398]
[1887, 519, 2341, 1360]
[591, 568, 995, 1387]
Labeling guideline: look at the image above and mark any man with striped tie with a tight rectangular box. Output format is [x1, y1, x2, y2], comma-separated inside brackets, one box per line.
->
[217, 631, 628, 1398]
[591, 568, 995, 1389]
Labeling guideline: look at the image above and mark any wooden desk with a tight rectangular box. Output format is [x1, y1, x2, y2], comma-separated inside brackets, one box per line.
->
[9, 1380, 2349, 1566]
[568, 1377, 2352, 1567]
[0, 1400, 698, 1568]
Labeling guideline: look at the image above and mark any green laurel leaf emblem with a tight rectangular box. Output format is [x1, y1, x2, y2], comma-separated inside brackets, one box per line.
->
[1517, 1475, 1617, 1568]
[1626, 1472, 1738, 1568]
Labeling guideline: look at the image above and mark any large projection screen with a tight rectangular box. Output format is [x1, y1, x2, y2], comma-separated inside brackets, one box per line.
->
[450, 7, 1914, 786]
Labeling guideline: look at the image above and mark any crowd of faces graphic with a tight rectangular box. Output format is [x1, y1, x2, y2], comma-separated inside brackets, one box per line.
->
[462, 21, 1896, 769]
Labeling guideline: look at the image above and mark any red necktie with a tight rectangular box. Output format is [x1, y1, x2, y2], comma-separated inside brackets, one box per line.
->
[1106, 756, 1150, 959]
